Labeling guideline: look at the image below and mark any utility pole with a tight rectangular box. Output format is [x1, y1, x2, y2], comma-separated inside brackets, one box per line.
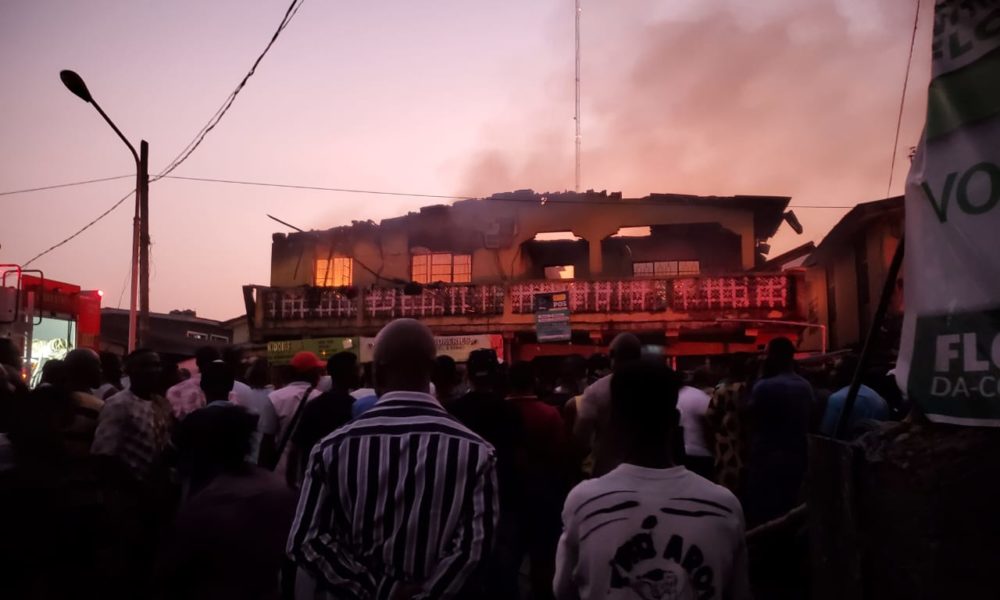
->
[128, 173, 139, 354]
[58, 70, 145, 354]
[138, 140, 150, 348]
[575, 0, 582, 192]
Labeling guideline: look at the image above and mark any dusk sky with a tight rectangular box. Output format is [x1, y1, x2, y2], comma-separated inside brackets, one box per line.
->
[1, 0, 930, 320]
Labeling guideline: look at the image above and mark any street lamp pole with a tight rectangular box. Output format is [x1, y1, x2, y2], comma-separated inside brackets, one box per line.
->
[60, 70, 149, 353]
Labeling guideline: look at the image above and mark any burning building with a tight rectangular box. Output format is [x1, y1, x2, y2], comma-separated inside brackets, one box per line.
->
[245, 189, 809, 364]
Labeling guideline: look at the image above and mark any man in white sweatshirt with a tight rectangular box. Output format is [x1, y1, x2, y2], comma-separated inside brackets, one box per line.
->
[554, 360, 750, 600]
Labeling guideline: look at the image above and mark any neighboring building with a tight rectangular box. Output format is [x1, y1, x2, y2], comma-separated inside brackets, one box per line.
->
[803, 196, 904, 353]
[246, 189, 808, 362]
[753, 242, 816, 272]
[101, 308, 234, 361]
[223, 314, 251, 346]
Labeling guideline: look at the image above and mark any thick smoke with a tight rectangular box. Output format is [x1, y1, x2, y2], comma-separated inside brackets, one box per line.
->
[458, 0, 931, 251]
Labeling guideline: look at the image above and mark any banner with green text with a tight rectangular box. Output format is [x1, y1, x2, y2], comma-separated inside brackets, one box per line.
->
[267, 337, 359, 365]
[896, 1, 1000, 425]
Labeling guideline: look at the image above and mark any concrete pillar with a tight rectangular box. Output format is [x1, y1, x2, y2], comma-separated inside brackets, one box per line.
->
[587, 237, 603, 276]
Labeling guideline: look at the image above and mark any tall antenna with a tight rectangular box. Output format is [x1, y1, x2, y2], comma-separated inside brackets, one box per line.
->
[574, 0, 582, 192]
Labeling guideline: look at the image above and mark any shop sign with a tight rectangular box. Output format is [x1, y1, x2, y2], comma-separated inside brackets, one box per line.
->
[267, 337, 358, 365]
[359, 334, 504, 362]
[534, 292, 571, 342]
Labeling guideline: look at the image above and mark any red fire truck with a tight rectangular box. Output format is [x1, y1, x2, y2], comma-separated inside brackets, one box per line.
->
[0, 265, 102, 387]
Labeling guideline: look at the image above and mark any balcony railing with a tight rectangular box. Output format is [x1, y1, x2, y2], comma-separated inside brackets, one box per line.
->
[508, 275, 788, 314]
[255, 273, 790, 323]
[262, 287, 357, 321]
[365, 284, 505, 319]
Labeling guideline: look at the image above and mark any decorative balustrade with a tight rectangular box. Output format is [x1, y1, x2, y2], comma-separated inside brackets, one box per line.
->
[509, 279, 669, 314]
[262, 287, 356, 321]
[669, 274, 789, 311]
[508, 275, 787, 314]
[365, 284, 505, 319]
[257, 274, 789, 323]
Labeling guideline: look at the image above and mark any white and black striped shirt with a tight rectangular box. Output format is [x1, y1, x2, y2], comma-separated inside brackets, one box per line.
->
[287, 391, 499, 599]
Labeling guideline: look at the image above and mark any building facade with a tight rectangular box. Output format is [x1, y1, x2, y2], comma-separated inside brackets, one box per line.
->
[247, 189, 808, 362]
[802, 196, 904, 353]
[101, 308, 235, 361]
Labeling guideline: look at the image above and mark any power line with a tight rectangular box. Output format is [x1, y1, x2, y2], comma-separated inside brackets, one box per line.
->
[0, 174, 131, 197]
[153, 0, 306, 180]
[162, 174, 855, 208]
[164, 174, 475, 201]
[20, 0, 306, 267]
[22, 189, 135, 267]
[886, 0, 921, 197]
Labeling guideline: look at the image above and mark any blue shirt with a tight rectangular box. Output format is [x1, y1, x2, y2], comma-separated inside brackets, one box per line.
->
[820, 385, 889, 438]
[350, 389, 379, 418]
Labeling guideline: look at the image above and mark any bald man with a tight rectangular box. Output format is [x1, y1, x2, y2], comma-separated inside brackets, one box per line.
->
[288, 319, 499, 600]
[574, 333, 642, 476]
[63, 348, 105, 458]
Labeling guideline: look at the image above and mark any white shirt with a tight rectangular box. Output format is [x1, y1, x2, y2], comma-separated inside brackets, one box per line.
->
[268, 381, 323, 440]
[677, 386, 713, 458]
[575, 374, 623, 476]
[554, 464, 750, 600]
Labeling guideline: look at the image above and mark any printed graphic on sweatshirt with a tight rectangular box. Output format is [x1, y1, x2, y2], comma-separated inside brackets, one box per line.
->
[580, 493, 734, 600]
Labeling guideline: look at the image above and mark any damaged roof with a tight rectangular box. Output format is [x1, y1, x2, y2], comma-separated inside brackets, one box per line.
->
[278, 189, 792, 242]
[806, 196, 903, 266]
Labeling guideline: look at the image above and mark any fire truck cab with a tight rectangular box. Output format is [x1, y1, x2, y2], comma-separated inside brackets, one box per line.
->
[0, 265, 102, 387]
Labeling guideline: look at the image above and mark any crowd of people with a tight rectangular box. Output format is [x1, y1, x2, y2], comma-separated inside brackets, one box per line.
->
[0, 321, 903, 599]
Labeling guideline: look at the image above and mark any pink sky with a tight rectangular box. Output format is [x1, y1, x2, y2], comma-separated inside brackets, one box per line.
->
[0, 0, 931, 320]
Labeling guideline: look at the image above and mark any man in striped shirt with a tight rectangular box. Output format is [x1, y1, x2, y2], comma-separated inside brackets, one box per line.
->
[287, 319, 499, 599]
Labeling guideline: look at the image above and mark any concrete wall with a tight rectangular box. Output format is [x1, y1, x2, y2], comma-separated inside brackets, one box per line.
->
[271, 197, 764, 287]
[805, 215, 903, 351]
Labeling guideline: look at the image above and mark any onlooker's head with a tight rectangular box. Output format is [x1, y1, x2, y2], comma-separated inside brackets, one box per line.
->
[431, 355, 459, 398]
[726, 353, 752, 383]
[65, 348, 101, 392]
[763, 337, 797, 376]
[125, 349, 161, 398]
[222, 346, 245, 381]
[174, 403, 257, 492]
[195, 346, 222, 373]
[159, 360, 183, 395]
[245, 358, 271, 389]
[289, 351, 325, 385]
[372, 319, 436, 394]
[587, 353, 611, 382]
[8, 384, 74, 465]
[609, 333, 642, 370]
[99, 351, 122, 386]
[0, 337, 22, 370]
[689, 367, 716, 390]
[327, 351, 360, 390]
[466, 349, 499, 391]
[507, 361, 536, 395]
[200, 360, 236, 402]
[557, 354, 587, 394]
[40, 359, 68, 388]
[611, 360, 681, 468]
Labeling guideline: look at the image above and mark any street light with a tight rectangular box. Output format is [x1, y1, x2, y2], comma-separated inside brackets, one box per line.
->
[60, 70, 150, 353]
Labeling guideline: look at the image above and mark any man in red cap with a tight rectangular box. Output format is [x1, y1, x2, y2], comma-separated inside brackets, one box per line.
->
[267, 351, 324, 476]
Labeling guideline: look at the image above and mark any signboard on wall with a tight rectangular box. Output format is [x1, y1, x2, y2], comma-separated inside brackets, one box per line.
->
[359, 334, 504, 363]
[534, 292, 571, 342]
[267, 337, 358, 365]
[895, 2, 1000, 426]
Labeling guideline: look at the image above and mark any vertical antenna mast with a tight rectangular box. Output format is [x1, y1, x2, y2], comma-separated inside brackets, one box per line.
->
[575, 0, 581, 192]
